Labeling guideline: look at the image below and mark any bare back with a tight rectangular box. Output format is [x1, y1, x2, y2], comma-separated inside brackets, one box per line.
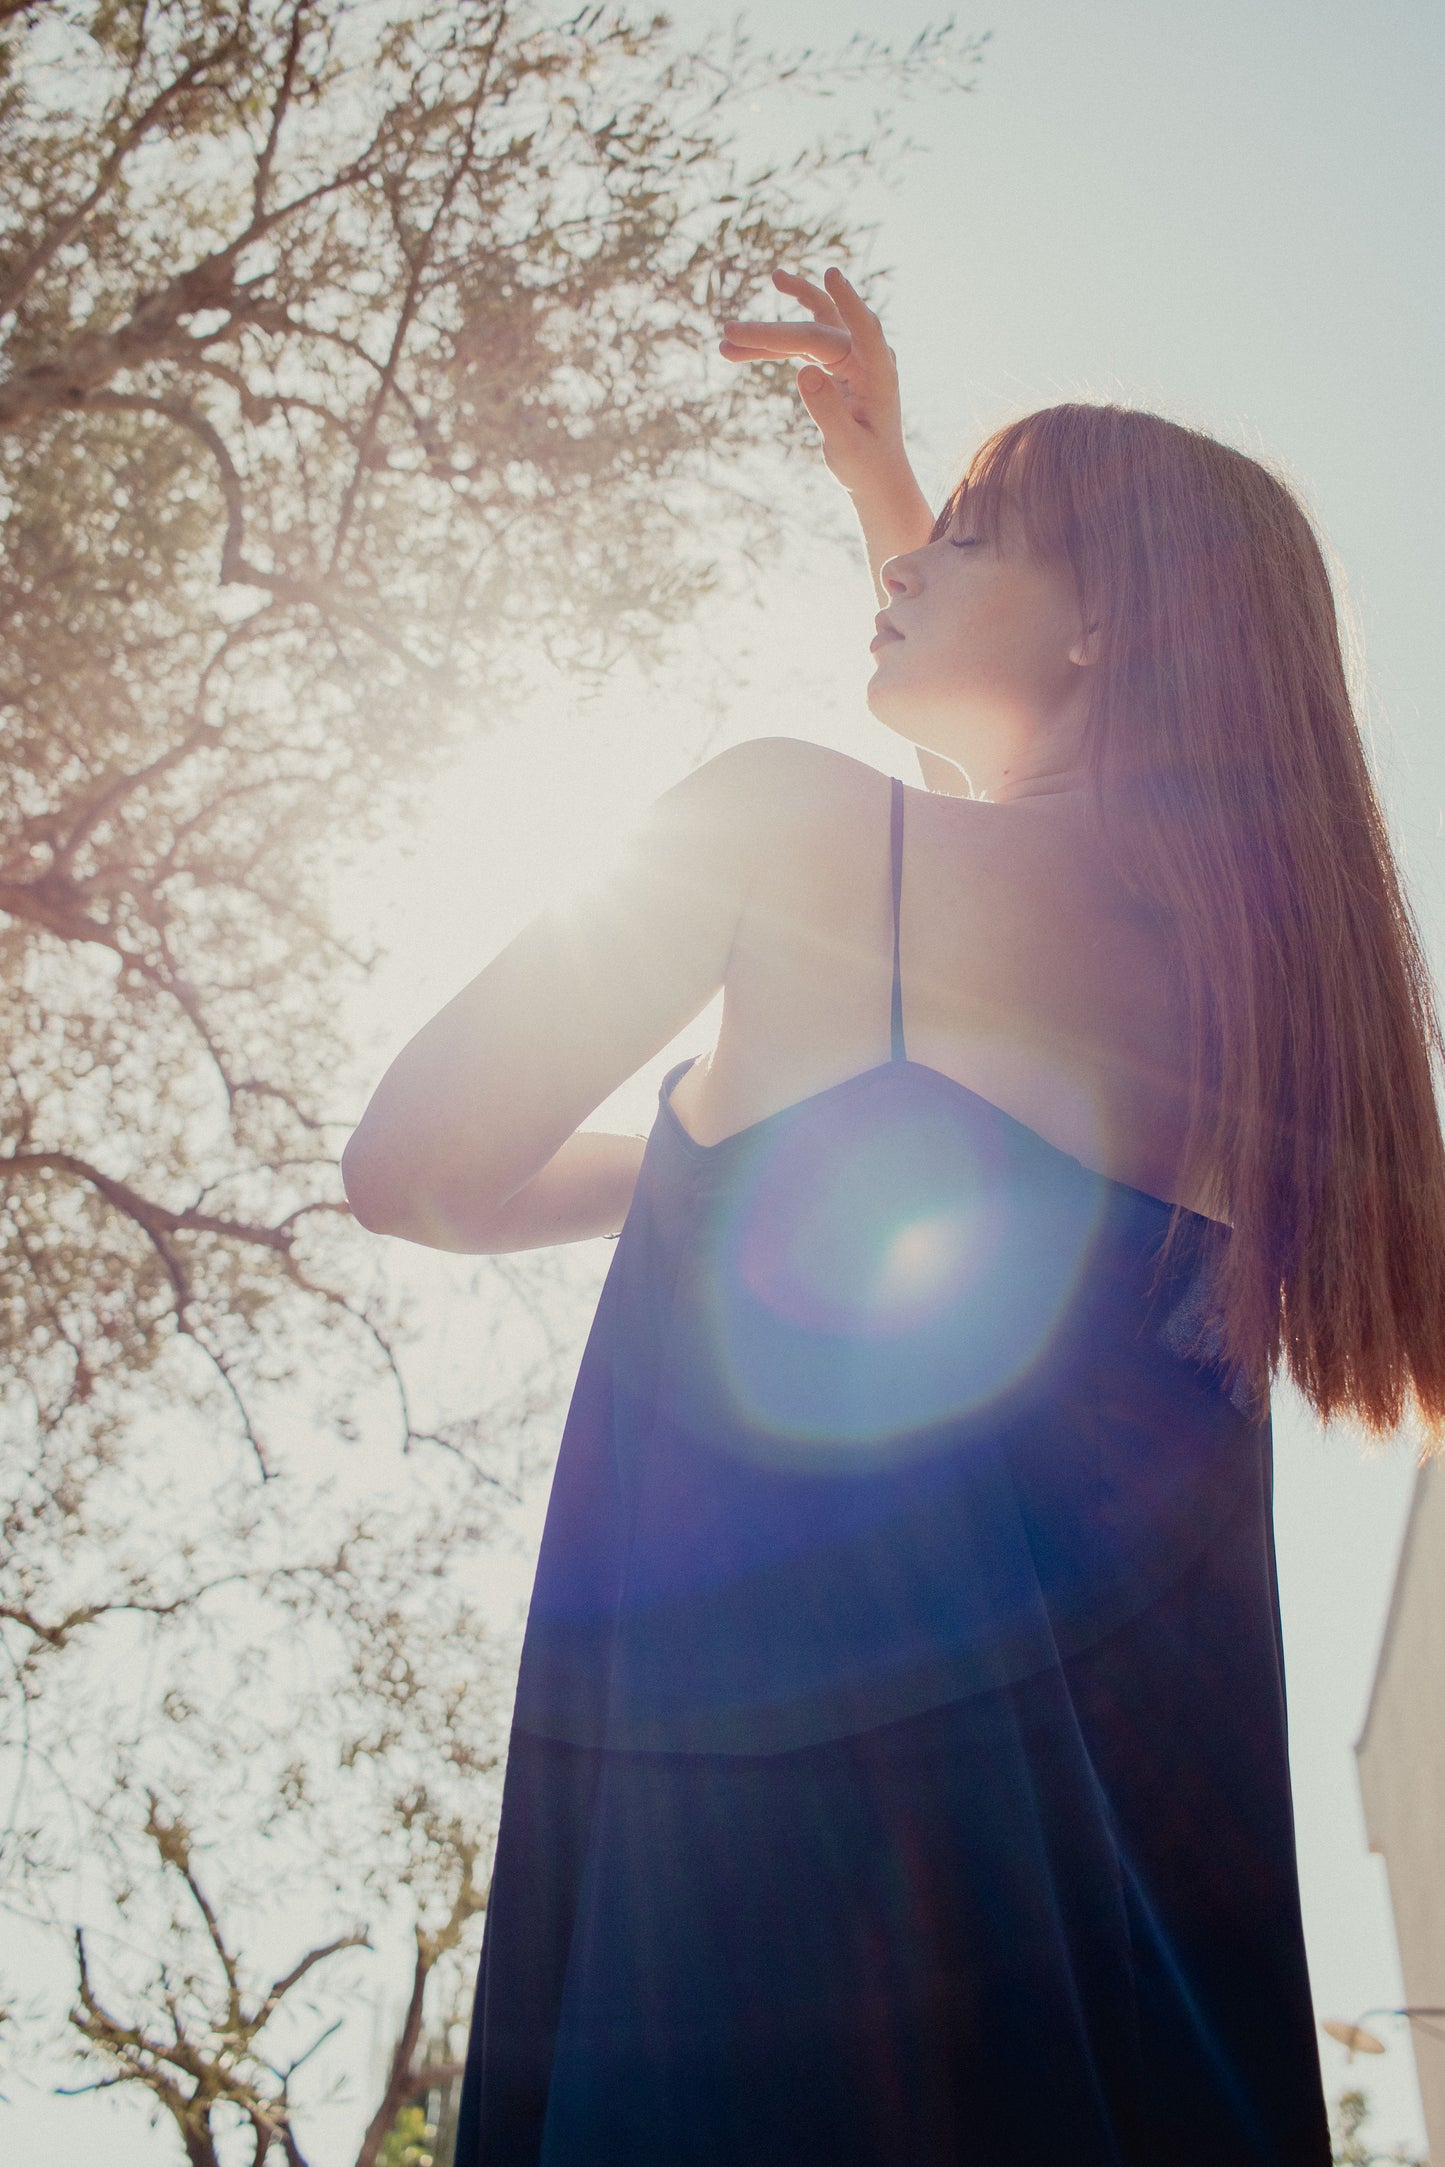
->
[667, 748, 1217, 1222]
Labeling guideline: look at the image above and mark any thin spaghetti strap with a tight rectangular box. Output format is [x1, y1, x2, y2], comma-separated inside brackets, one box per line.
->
[889, 775, 907, 1063]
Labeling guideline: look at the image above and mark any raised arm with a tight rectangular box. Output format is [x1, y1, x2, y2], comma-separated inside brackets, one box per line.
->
[720, 267, 933, 606]
[719, 267, 966, 795]
[342, 738, 777, 1253]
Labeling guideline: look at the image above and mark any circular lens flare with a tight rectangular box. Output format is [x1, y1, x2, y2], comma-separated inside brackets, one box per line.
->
[686, 1083, 1108, 1465]
[875, 1207, 974, 1318]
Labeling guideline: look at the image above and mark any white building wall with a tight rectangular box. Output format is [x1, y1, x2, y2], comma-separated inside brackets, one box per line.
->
[1356, 1458, 1445, 2163]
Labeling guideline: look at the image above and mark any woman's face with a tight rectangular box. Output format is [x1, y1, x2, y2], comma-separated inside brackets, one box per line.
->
[866, 497, 1097, 800]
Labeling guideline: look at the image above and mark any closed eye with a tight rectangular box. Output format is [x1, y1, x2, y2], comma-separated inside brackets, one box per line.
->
[949, 535, 979, 549]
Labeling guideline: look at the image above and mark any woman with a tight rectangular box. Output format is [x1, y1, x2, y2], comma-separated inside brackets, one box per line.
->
[343, 267, 1445, 2164]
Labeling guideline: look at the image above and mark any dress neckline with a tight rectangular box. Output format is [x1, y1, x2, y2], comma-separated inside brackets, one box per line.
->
[658, 1055, 1230, 1232]
[659, 775, 1229, 1232]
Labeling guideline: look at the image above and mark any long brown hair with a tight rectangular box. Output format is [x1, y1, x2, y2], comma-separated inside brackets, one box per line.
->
[936, 404, 1445, 1451]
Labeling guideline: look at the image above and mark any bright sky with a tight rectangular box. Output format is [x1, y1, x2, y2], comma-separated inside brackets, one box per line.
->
[21, 1, 1443, 2157]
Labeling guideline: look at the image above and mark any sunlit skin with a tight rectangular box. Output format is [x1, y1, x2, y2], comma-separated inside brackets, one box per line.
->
[345, 263, 1198, 1257]
[720, 266, 1100, 806]
[866, 507, 1099, 803]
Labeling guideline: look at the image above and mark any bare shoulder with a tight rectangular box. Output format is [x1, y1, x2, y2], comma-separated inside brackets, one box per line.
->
[727, 736, 916, 864]
[667, 737, 902, 911]
[735, 746, 1081, 871]
[694, 734, 884, 821]
[711, 745, 1143, 953]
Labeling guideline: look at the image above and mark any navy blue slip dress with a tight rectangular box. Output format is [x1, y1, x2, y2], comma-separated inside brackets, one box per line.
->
[453, 775, 1330, 2166]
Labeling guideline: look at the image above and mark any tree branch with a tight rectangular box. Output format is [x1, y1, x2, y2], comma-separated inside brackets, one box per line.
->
[353, 1931, 430, 2167]
[253, 7, 311, 224]
[49, 717, 227, 875]
[2, 1149, 302, 1254]
[0, 150, 385, 431]
[325, 18, 504, 576]
[76, 390, 455, 685]
[0, 34, 246, 325]
[249, 1934, 371, 2036]
[145, 1795, 248, 2049]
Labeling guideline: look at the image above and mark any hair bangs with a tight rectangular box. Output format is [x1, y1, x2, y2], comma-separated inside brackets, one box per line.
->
[930, 415, 1080, 570]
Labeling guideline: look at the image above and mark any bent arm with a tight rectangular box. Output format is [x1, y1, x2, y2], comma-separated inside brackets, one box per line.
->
[340, 739, 770, 1250]
[345, 1125, 649, 1253]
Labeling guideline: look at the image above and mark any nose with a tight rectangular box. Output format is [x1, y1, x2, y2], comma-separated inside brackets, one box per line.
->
[879, 550, 923, 599]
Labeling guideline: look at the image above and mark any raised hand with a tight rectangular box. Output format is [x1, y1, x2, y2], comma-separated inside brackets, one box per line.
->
[719, 267, 909, 500]
[720, 267, 959, 796]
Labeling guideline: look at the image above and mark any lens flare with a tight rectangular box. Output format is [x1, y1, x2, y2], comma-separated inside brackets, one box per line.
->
[874, 1207, 977, 1316]
[679, 1077, 1109, 1467]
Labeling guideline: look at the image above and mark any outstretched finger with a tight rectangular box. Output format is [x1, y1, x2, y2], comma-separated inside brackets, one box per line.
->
[718, 320, 852, 366]
[771, 268, 844, 329]
[718, 337, 797, 362]
[823, 266, 889, 349]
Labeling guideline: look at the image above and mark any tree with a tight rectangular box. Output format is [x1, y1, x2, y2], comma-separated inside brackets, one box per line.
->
[377, 2105, 438, 2167]
[1330, 2088, 1426, 2167]
[11, 1424, 533, 2163]
[372, 2014, 466, 2167]
[0, 2, 986, 2156]
[0, 0, 979, 1478]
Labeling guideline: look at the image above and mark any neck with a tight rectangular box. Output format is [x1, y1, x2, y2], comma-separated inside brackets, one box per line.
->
[980, 750, 1092, 806]
[986, 775, 1089, 807]
[952, 683, 1094, 806]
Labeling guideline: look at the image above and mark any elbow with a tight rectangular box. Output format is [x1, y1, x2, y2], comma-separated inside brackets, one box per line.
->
[340, 1129, 492, 1249]
[340, 1128, 406, 1235]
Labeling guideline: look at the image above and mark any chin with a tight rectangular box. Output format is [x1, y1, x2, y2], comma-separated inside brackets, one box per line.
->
[869, 682, 989, 777]
[866, 680, 928, 744]
[865, 675, 910, 727]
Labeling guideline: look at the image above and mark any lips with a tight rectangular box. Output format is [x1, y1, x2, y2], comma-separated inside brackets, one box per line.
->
[870, 612, 903, 653]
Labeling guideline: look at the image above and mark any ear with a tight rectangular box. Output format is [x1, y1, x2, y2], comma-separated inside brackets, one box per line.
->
[1069, 621, 1101, 669]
